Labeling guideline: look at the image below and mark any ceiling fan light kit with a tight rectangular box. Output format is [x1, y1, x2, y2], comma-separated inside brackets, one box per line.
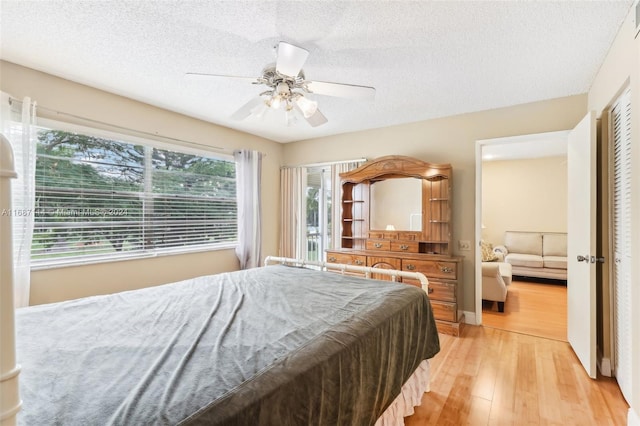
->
[187, 41, 375, 128]
[295, 96, 318, 118]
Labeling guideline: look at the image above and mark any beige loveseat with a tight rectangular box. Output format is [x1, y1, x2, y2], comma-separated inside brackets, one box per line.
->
[494, 231, 567, 281]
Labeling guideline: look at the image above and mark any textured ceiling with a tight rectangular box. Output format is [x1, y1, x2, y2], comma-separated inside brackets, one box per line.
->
[0, 1, 633, 143]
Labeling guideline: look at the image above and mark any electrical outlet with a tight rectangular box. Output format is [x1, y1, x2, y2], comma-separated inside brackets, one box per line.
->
[458, 240, 471, 251]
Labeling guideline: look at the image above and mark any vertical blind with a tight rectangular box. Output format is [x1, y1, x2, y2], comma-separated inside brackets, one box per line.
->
[612, 88, 631, 403]
[32, 128, 237, 264]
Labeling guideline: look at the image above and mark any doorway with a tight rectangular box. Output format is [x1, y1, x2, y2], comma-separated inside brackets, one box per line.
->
[475, 131, 569, 340]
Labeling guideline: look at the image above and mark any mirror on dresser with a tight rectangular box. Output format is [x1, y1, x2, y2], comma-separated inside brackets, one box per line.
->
[326, 155, 464, 336]
[369, 177, 423, 232]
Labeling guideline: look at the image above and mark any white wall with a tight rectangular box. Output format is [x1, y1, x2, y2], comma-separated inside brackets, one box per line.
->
[0, 60, 284, 305]
[482, 156, 567, 246]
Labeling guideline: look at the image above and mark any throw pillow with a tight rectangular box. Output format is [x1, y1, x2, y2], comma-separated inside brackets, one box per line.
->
[481, 240, 498, 262]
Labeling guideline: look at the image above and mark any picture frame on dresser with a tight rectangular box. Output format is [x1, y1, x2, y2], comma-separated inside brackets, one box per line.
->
[326, 155, 464, 336]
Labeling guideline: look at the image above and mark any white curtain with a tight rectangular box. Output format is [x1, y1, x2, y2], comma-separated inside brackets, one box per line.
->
[279, 167, 307, 259]
[234, 150, 262, 269]
[330, 161, 364, 249]
[1, 93, 37, 308]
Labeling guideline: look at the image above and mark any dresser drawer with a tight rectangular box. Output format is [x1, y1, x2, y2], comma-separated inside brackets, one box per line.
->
[367, 256, 402, 281]
[397, 231, 421, 241]
[401, 279, 456, 302]
[369, 232, 399, 240]
[366, 240, 391, 251]
[390, 241, 419, 253]
[326, 252, 366, 267]
[401, 259, 457, 280]
[427, 280, 456, 302]
[431, 300, 458, 322]
[367, 256, 401, 269]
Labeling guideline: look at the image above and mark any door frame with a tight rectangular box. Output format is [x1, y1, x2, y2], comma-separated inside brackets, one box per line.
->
[474, 130, 570, 325]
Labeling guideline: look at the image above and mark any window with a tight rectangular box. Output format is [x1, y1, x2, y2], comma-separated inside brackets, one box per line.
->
[32, 126, 236, 265]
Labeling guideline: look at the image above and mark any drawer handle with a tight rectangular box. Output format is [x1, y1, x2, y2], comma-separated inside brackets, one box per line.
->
[406, 264, 416, 271]
[328, 256, 337, 262]
[400, 244, 409, 250]
[428, 287, 434, 294]
[374, 242, 383, 248]
[355, 259, 364, 265]
[440, 266, 453, 273]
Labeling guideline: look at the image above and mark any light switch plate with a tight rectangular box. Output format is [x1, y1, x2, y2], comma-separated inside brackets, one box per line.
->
[458, 240, 471, 251]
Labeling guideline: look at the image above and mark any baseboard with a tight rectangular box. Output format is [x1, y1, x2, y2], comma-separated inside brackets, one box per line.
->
[597, 347, 612, 377]
[463, 310, 477, 325]
[629, 407, 640, 426]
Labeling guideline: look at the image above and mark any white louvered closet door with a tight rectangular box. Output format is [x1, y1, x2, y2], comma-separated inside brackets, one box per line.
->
[612, 87, 632, 403]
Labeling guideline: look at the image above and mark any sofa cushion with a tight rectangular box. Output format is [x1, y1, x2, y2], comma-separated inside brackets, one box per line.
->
[543, 256, 567, 270]
[504, 232, 542, 256]
[505, 253, 544, 268]
[543, 233, 567, 257]
[481, 240, 498, 262]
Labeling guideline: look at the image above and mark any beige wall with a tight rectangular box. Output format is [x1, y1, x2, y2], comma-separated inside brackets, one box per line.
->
[284, 94, 587, 313]
[482, 156, 567, 246]
[0, 60, 283, 305]
[587, 5, 640, 417]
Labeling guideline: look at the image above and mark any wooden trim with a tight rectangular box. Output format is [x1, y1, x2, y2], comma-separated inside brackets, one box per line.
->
[339, 155, 452, 183]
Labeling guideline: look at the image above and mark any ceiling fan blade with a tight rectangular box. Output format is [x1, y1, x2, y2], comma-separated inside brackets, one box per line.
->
[306, 109, 328, 127]
[306, 80, 376, 101]
[294, 103, 328, 127]
[230, 97, 265, 121]
[276, 41, 309, 77]
[185, 72, 257, 83]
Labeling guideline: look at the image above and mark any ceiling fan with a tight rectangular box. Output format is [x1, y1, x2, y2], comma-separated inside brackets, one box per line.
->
[186, 41, 376, 127]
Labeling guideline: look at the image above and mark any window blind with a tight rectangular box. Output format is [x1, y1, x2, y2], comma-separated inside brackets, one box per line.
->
[611, 88, 631, 403]
[32, 128, 236, 264]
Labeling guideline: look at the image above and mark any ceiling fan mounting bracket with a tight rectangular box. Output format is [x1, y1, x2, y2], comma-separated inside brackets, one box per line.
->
[257, 65, 308, 93]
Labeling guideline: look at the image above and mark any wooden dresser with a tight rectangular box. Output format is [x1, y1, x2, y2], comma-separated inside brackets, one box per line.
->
[326, 155, 464, 336]
[326, 248, 464, 336]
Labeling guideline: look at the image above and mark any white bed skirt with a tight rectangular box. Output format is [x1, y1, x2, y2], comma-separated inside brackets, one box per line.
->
[374, 359, 430, 426]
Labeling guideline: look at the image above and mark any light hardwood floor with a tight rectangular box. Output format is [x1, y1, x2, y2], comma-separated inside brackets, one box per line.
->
[405, 326, 629, 425]
[482, 279, 568, 341]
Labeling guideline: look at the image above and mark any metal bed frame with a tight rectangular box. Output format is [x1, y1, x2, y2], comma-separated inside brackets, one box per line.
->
[264, 256, 429, 292]
[1, 135, 20, 426]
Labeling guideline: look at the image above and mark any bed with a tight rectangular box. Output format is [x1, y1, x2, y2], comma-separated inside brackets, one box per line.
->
[0, 137, 439, 425]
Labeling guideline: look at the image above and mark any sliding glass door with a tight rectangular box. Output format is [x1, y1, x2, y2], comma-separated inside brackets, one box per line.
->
[306, 166, 332, 261]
